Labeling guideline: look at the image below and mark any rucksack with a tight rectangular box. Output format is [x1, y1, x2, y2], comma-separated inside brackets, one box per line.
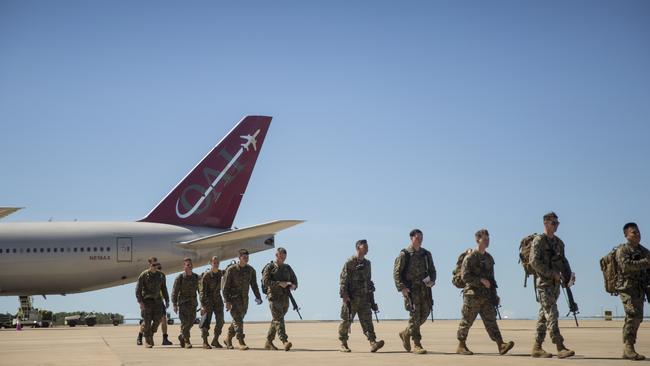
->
[518, 233, 538, 287]
[600, 246, 622, 295]
[451, 249, 473, 289]
[260, 261, 275, 295]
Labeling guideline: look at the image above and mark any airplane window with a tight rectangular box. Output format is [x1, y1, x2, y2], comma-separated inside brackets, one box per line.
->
[40, 248, 44, 253]
[0, 249, 3, 254]
[54, 248, 58, 253]
[47, 248, 51, 253]
[74, 248, 78, 252]
[13, 249, 17, 253]
[93, 247, 97, 252]
[80, 248, 84, 252]
[33, 248, 36, 253]
[106, 247, 111, 252]
[87, 247, 90, 252]
[26, 248, 30, 253]
[100, 247, 104, 252]
[60, 248, 64, 252]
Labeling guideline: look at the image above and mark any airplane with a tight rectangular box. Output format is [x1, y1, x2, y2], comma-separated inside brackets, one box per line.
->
[0, 115, 303, 310]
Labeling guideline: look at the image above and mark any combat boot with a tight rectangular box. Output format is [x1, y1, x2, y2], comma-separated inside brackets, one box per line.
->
[185, 338, 193, 349]
[531, 342, 552, 358]
[145, 336, 154, 349]
[398, 329, 411, 352]
[177, 334, 185, 348]
[224, 333, 234, 349]
[162, 334, 172, 345]
[283, 341, 293, 351]
[556, 343, 575, 358]
[238, 338, 249, 351]
[265, 340, 278, 350]
[211, 336, 223, 348]
[202, 336, 212, 349]
[623, 343, 646, 361]
[412, 340, 427, 355]
[456, 340, 473, 355]
[340, 340, 351, 353]
[370, 340, 385, 353]
[137, 332, 143, 346]
[498, 340, 515, 355]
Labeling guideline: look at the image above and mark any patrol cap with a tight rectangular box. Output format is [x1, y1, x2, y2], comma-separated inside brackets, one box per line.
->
[238, 249, 250, 256]
[543, 212, 558, 221]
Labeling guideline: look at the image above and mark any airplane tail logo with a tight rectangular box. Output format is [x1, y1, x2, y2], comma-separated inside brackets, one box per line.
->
[140, 115, 272, 228]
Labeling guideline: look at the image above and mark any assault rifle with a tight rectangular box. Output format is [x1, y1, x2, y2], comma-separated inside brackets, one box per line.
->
[288, 291, 302, 320]
[369, 292, 379, 323]
[489, 279, 502, 320]
[562, 285, 579, 327]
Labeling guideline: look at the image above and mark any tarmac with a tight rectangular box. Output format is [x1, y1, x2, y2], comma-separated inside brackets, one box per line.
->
[0, 319, 648, 366]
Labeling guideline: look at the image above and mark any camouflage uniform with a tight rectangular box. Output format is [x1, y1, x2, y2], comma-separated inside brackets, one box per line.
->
[457, 250, 503, 343]
[222, 263, 261, 341]
[200, 269, 225, 341]
[529, 234, 571, 346]
[615, 243, 650, 345]
[263, 261, 298, 343]
[338, 256, 377, 342]
[135, 270, 169, 341]
[394, 246, 436, 344]
[172, 272, 200, 343]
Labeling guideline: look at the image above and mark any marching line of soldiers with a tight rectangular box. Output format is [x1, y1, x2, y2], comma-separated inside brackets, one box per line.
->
[135, 211, 649, 361]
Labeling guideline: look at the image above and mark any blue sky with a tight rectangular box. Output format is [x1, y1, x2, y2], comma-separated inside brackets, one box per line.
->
[1, 0, 649, 322]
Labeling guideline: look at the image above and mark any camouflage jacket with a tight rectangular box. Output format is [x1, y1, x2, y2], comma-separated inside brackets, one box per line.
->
[222, 263, 261, 303]
[529, 234, 572, 288]
[393, 246, 436, 291]
[461, 250, 496, 296]
[339, 256, 374, 300]
[262, 262, 298, 301]
[616, 243, 650, 291]
[135, 270, 169, 304]
[172, 272, 199, 307]
[200, 269, 224, 308]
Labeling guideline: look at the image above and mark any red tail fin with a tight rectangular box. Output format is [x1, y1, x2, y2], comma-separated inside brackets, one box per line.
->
[140, 115, 272, 228]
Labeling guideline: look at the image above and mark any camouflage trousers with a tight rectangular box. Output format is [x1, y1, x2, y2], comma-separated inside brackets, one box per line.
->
[404, 287, 432, 342]
[267, 297, 290, 342]
[338, 296, 376, 342]
[178, 303, 197, 342]
[620, 289, 644, 345]
[141, 298, 165, 338]
[535, 284, 564, 345]
[457, 294, 503, 343]
[227, 299, 249, 341]
[200, 301, 224, 340]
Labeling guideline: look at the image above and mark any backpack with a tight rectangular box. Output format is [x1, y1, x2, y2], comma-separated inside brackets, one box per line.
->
[518, 233, 538, 287]
[600, 246, 622, 295]
[260, 261, 275, 295]
[451, 249, 473, 289]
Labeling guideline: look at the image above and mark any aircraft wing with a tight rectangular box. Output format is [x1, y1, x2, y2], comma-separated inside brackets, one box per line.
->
[0, 207, 23, 220]
[176, 220, 304, 249]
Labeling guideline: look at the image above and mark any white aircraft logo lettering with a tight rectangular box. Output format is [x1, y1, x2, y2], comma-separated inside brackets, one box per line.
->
[175, 129, 261, 219]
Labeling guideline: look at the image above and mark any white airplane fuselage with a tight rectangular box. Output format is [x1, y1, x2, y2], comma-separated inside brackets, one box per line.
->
[0, 222, 273, 296]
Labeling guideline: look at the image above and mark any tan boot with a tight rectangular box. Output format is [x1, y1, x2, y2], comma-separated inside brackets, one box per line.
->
[456, 340, 473, 355]
[224, 333, 234, 349]
[531, 342, 552, 358]
[211, 336, 223, 348]
[399, 329, 411, 352]
[265, 340, 278, 350]
[556, 343, 575, 358]
[412, 340, 427, 355]
[370, 340, 385, 353]
[283, 341, 293, 351]
[238, 338, 249, 351]
[340, 340, 351, 353]
[498, 340, 514, 355]
[202, 337, 212, 349]
[623, 343, 646, 361]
